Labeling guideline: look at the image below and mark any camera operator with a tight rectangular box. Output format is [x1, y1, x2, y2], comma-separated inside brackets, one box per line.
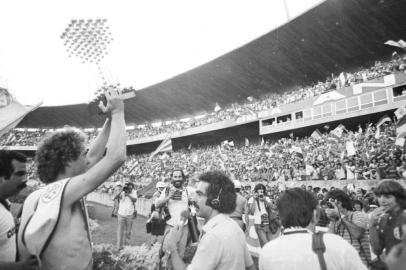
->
[116, 182, 137, 250]
[155, 169, 190, 258]
[248, 183, 279, 247]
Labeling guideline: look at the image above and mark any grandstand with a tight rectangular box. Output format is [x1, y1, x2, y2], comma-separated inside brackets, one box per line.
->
[2, 0, 406, 189]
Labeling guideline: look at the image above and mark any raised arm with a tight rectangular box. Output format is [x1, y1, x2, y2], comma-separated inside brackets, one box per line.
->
[86, 118, 111, 168]
[63, 90, 127, 207]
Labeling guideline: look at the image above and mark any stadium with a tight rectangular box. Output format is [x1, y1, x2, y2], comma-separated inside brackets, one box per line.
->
[1, 0, 406, 269]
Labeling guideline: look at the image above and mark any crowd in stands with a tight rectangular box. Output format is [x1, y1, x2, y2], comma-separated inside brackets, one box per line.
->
[92, 120, 405, 196]
[2, 53, 405, 146]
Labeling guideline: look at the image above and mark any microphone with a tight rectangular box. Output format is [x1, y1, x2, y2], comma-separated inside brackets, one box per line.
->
[180, 209, 190, 225]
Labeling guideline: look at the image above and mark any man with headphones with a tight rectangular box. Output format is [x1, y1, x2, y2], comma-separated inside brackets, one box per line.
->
[165, 170, 255, 270]
[155, 169, 191, 258]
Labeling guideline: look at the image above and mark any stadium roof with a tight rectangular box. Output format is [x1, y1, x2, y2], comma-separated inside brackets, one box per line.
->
[19, 0, 406, 128]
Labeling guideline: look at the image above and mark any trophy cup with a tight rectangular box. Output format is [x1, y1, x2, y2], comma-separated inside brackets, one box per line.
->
[60, 18, 135, 113]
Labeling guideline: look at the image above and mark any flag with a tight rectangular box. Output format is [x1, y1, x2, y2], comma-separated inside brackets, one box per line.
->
[221, 140, 234, 149]
[346, 140, 356, 156]
[290, 146, 303, 159]
[377, 115, 391, 128]
[375, 128, 380, 139]
[397, 114, 406, 138]
[214, 103, 221, 112]
[338, 72, 347, 88]
[149, 135, 172, 159]
[395, 107, 406, 120]
[395, 137, 405, 147]
[0, 88, 42, 138]
[311, 129, 322, 140]
[245, 138, 249, 147]
[331, 125, 345, 138]
[385, 40, 406, 50]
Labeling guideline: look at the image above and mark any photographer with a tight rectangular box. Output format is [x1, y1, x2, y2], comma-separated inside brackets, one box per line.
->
[155, 169, 190, 258]
[116, 182, 137, 250]
[248, 183, 279, 247]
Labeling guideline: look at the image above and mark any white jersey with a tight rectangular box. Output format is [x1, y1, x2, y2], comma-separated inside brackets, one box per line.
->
[0, 202, 16, 262]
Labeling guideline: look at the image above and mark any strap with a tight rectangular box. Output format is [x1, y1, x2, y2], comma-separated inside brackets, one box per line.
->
[312, 232, 327, 270]
[256, 199, 261, 211]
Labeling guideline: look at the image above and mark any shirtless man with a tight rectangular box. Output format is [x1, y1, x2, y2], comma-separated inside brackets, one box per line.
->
[18, 89, 127, 270]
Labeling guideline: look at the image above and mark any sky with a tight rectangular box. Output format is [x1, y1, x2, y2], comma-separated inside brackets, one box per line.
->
[0, 0, 324, 106]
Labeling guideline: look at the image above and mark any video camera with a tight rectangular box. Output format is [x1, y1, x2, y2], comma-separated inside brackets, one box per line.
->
[123, 182, 134, 194]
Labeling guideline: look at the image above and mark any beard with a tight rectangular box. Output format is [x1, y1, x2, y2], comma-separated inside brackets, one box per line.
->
[173, 181, 183, 189]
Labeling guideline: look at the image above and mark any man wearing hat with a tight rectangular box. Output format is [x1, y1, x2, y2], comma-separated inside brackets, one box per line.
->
[229, 180, 248, 231]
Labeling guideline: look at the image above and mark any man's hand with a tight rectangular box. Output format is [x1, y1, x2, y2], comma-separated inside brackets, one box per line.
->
[17, 256, 40, 270]
[98, 87, 125, 114]
[385, 241, 406, 270]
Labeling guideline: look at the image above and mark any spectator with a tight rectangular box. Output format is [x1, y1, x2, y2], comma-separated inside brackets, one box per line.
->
[259, 188, 367, 270]
[327, 190, 371, 265]
[369, 181, 406, 257]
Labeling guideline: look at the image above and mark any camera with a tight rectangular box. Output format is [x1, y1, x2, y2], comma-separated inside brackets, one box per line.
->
[326, 202, 334, 209]
[261, 213, 269, 226]
[258, 194, 264, 199]
[172, 189, 183, 200]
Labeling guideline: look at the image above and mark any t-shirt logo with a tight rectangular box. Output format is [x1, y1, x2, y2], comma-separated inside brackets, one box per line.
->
[41, 182, 63, 203]
[7, 226, 16, 238]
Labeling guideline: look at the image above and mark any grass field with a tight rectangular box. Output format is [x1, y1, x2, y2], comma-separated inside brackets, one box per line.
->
[89, 202, 150, 246]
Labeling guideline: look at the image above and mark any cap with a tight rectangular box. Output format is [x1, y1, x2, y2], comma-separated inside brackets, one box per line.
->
[156, 181, 166, 188]
[233, 180, 242, 189]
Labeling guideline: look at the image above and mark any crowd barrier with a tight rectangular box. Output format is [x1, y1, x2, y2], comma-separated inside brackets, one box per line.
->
[86, 180, 406, 217]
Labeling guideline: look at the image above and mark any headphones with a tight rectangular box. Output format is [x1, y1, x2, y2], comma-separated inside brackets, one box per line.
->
[207, 188, 223, 209]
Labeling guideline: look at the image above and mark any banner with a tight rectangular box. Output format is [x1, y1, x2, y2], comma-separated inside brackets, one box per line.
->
[0, 88, 42, 138]
[346, 141, 356, 156]
[149, 135, 172, 159]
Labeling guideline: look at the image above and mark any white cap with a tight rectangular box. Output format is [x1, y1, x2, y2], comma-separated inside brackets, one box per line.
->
[156, 181, 167, 188]
[233, 180, 242, 189]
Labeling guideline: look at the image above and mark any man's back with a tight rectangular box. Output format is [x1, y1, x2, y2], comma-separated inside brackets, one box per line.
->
[259, 231, 367, 270]
[188, 214, 253, 270]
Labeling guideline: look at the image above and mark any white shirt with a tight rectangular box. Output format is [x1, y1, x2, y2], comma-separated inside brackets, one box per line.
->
[157, 187, 190, 227]
[187, 214, 253, 270]
[248, 197, 271, 224]
[0, 202, 16, 262]
[117, 190, 137, 216]
[259, 229, 367, 270]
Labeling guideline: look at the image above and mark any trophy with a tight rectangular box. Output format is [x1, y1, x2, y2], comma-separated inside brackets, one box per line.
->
[60, 18, 135, 114]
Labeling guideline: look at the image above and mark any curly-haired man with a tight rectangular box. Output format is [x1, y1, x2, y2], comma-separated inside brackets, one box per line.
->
[18, 90, 127, 270]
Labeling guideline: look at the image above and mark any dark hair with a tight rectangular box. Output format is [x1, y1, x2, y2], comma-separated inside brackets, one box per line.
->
[374, 180, 406, 208]
[328, 190, 353, 211]
[277, 188, 318, 228]
[198, 170, 236, 214]
[353, 200, 363, 210]
[0, 151, 27, 179]
[36, 128, 86, 183]
[254, 183, 267, 196]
